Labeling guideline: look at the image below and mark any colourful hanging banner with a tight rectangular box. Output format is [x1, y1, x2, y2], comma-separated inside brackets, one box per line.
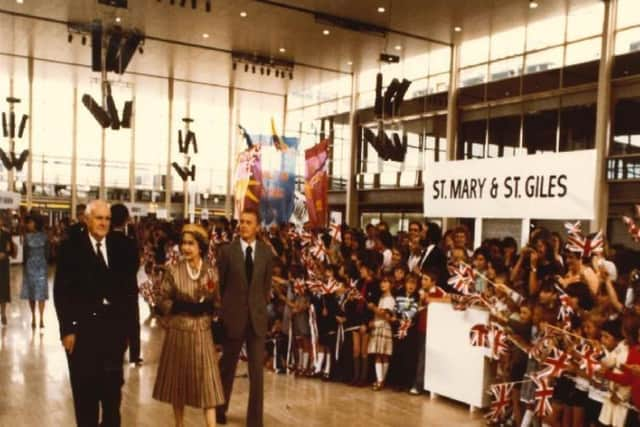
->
[304, 139, 329, 228]
[233, 144, 263, 218]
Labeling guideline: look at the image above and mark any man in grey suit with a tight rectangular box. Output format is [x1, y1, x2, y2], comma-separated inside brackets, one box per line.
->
[216, 209, 273, 427]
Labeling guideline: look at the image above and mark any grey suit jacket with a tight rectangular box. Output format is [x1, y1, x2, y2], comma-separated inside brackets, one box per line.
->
[218, 238, 273, 339]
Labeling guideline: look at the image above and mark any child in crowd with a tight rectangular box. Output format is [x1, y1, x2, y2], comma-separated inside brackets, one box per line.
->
[368, 274, 396, 390]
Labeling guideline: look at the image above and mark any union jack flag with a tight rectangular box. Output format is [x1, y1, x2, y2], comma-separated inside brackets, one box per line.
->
[622, 215, 640, 242]
[564, 221, 583, 236]
[566, 230, 604, 258]
[293, 279, 306, 296]
[447, 264, 475, 295]
[306, 279, 324, 295]
[139, 279, 156, 306]
[470, 324, 490, 348]
[485, 383, 514, 423]
[329, 223, 342, 243]
[532, 375, 554, 417]
[395, 319, 412, 339]
[576, 343, 603, 378]
[451, 293, 488, 311]
[164, 245, 180, 266]
[309, 239, 329, 263]
[489, 323, 509, 360]
[539, 347, 571, 378]
[347, 279, 363, 300]
[321, 278, 340, 295]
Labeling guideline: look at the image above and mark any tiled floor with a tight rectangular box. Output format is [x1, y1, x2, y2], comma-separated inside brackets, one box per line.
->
[0, 267, 485, 426]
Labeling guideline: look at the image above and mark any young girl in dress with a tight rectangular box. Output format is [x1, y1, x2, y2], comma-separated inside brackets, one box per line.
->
[368, 274, 396, 391]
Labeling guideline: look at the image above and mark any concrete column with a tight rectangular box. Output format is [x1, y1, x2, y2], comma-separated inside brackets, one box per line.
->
[345, 72, 359, 227]
[592, 0, 617, 232]
[224, 86, 236, 218]
[442, 41, 460, 230]
[26, 56, 34, 209]
[128, 94, 136, 203]
[71, 87, 78, 220]
[165, 77, 174, 211]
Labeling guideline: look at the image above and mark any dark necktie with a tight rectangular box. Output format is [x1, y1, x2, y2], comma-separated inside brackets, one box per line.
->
[245, 245, 253, 285]
[96, 241, 108, 269]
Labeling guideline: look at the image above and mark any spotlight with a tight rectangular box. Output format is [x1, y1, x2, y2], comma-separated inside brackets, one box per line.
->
[68, 33, 73, 43]
[244, 63, 249, 72]
[202, 33, 209, 39]
[81, 35, 87, 45]
[115, 16, 121, 23]
[454, 26, 462, 32]
[394, 45, 402, 51]
[279, 47, 286, 53]
[240, 11, 247, 17]
[377, 6, 385, 13]
[529, 0, 539, 9]
[322, 29, 330, 36]
[16, 0, 24, 4]
[347, 61, 353, 65]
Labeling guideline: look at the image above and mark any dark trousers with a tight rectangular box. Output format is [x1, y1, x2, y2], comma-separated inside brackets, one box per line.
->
[217, 324, 265, 427]
[125, 296, 141, 362]
[412, 333, 426, 391]
[66, 353, 124, 427]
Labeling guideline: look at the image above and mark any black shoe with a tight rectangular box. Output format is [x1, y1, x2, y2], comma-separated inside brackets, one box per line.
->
[216, 412, 227, 425]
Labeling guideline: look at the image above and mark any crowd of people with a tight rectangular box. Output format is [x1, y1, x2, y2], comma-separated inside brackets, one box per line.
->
[132, 209, 640, 427]
[2, 202, 640, 427]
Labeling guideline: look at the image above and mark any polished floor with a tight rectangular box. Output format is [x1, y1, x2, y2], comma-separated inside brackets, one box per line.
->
[0, 267, 485, 426]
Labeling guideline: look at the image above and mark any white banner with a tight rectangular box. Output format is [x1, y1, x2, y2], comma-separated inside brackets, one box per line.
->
[424, 149, 597, 220]
[0, 191, 21, 210]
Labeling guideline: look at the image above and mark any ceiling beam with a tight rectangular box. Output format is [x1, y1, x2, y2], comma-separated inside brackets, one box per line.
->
[254, 0, 452, 47]
[0, 8, 352, 76]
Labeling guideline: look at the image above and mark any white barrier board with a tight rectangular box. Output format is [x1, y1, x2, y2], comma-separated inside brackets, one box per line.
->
[425, 302, 494, 408]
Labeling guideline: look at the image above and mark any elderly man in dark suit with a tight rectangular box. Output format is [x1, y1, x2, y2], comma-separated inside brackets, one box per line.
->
[216, 209, 273, 427]
[54, 200, 133, 427]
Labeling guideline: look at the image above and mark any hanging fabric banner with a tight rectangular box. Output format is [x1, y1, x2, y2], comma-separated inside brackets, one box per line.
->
[234, 121, 298, 224]
[304, 139, 329, 228]
[233, 144, 263, 218]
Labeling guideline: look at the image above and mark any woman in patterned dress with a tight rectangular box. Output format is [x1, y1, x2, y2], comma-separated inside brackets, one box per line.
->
[153, 224, 224, 427]
[20, 215, 49, 328]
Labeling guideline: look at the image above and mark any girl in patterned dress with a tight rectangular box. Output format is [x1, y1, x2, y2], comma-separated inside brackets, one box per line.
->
[368, 274, 396, 391]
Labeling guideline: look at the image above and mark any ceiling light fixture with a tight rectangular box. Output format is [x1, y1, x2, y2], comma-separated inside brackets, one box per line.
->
[377, 7, 385, 13]
[322, 29, 330, 35]
[16, 0, 24, 4]
[347, 61, 353, 65]
[115, 17, 121, 23]
[279, 47, 286, 53]
[394, 45, 402, 51]
[240, 11, 247, 17]
[454, 26, 462, 32]
[529, 0, 539, 9]
[202, 33, 209, 38]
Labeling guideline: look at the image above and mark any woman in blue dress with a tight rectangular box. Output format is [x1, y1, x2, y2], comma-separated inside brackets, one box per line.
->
[20, 215, 49, 328]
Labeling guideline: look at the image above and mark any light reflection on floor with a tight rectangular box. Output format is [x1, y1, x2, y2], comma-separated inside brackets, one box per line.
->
[0, 267, 485, 426]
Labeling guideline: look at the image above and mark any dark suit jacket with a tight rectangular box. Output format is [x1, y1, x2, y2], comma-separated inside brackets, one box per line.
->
[217, 239, 273, 340]
[419, 245, 450, 289]
[53, 231, 132, 370]
[108, 230, 140, 297]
